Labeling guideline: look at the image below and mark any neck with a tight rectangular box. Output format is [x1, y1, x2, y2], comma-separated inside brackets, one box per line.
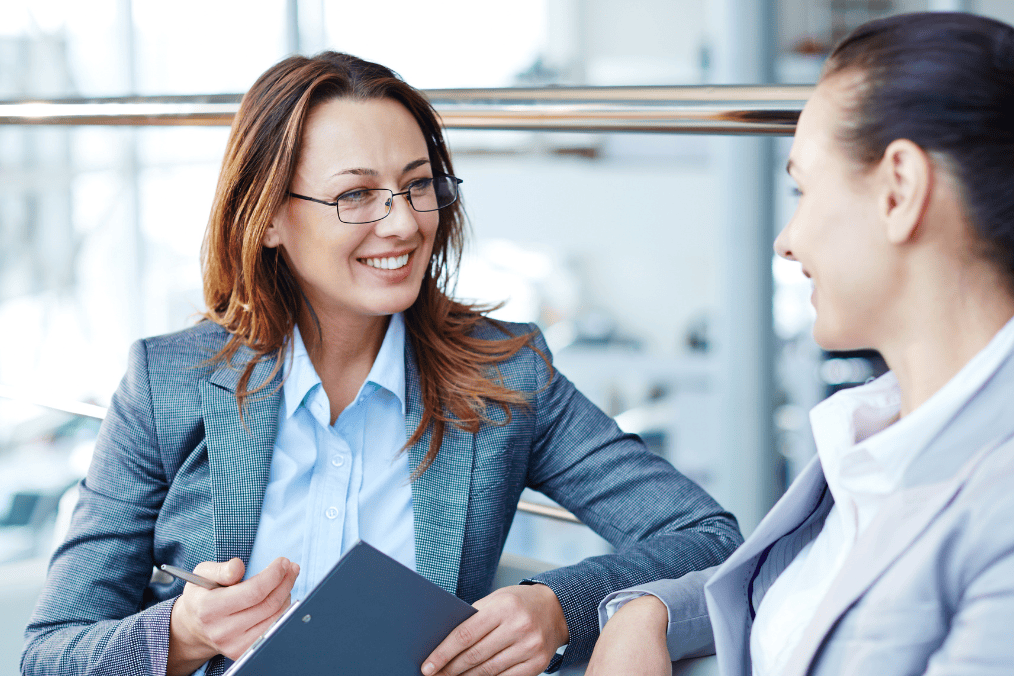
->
[296, 305, 391, 422]
[878, 265, 1014, 417]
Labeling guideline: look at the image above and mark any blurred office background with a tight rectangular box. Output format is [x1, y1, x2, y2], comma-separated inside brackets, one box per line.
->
[2, 0, 1012, 672]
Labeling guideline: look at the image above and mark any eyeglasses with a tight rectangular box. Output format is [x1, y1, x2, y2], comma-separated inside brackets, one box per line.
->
[288, 175, 463, 225]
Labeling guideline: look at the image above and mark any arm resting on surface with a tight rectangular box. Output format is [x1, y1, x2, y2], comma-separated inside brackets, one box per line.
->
[21, 339, 176, 676]
[598, 567, 719, 662]
[519, 327, 741, 670]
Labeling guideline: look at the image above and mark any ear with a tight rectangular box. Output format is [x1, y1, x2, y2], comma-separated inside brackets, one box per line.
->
[878, 139, 932, 245]
[262, 214, 284, 249]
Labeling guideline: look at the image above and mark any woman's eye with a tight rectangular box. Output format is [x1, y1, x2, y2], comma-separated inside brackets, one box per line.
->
[407, 177, 434, 192]
[337, 189, 372, 205]
[790, 186, 803, 198]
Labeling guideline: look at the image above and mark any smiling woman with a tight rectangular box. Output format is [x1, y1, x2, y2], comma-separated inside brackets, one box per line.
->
[21, 52, 741, 676]
[587, 11, 1014, 676]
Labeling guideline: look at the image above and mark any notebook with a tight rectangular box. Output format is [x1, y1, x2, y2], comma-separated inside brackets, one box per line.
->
[225, 541, 477, 675]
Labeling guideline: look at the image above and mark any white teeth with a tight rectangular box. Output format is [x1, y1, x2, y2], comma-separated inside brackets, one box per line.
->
[363, 254, 410, 270]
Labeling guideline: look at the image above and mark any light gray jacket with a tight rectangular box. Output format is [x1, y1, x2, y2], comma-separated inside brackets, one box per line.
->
[626, 345, 1014, 675]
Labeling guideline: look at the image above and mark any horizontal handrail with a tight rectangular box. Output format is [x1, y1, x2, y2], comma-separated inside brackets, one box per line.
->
[0, 85, 811, 134]
[0, 384, 108, 421]
[0, 385, 581, 524]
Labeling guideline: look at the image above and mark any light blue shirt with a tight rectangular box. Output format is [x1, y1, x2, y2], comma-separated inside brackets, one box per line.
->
[193, 314, 417, 675]
[248, 312, 416, 597]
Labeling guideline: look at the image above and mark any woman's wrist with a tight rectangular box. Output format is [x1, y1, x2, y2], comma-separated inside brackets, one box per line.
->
[529, 582, 570, 648]
[613, 594, 669, 633]
[167, 599, 215, 676]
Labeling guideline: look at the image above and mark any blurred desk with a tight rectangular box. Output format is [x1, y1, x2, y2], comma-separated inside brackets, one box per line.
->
[0, 557, 47, 676]
[560, 655, 718, 675]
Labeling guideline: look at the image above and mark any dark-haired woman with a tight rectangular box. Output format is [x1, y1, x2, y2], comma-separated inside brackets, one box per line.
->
[588, 11, 1014, 676]
[21, 52, 741, 676]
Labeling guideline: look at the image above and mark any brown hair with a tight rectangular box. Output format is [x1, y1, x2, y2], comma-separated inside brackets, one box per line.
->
[201, 51, 541, 475]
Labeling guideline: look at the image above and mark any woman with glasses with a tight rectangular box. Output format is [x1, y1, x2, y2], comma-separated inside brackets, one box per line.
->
[22, 52, 741, 676]
[587, 11, 1014, 676]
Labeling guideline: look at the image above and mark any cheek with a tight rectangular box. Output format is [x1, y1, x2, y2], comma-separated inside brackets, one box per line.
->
[419, 215, 441, 250]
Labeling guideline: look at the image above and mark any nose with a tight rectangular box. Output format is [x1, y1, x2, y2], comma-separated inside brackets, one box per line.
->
[773, 223, 795, 261]
[374, 192, 420, 239]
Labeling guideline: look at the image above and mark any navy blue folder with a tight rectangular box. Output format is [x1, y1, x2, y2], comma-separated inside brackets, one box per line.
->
[225, 541, 477, 675]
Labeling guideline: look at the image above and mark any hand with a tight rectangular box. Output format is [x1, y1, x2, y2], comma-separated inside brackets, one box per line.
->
[167, 556, 299, 676]
[585, 595, 671, 676]
[421, 583, 569, 676]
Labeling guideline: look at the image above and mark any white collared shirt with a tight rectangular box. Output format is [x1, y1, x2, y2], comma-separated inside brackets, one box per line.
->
[750, 315, 1014, 676]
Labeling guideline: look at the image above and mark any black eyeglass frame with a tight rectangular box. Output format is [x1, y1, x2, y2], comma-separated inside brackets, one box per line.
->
[287, 175, 463, 224]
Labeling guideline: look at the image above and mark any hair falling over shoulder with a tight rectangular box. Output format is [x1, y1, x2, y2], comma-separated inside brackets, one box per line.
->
[200, 51, 543, 476]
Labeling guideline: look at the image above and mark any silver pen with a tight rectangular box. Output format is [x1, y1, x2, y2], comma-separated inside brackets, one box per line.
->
[159, 564, 222, 590]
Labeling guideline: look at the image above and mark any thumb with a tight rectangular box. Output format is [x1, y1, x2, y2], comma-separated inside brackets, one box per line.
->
[194, 558, 246, 586]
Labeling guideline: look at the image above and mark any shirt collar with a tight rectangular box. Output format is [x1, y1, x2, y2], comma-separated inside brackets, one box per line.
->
[812, 313, 1014, 497]
[281, 313, 407, 420]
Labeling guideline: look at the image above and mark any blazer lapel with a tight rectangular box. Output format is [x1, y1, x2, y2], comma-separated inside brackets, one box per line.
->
[200, 348, 282, 564]
[783, 428, 1014, 676]
[706, 456, 829, 676]
[404, 340, 476, 595]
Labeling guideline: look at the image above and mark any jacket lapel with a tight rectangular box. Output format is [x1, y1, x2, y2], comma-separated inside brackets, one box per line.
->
[782, 441, 1001, 676]
[404, 340, 476, 595]
[200, 348, 282, 564]
[782, 349, 1014, 676]
[706, 456, 829, 676]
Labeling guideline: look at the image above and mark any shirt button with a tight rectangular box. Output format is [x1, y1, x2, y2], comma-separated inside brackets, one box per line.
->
[325, 506, 339, 519]
[331, 455, 345, 468]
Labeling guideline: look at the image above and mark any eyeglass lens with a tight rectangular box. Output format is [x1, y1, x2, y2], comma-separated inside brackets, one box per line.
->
[338, 176, 458, 224]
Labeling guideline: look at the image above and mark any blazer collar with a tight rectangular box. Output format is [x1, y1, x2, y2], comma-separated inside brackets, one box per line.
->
[404, 337, 476, 595]
[201, 346, 283, 564]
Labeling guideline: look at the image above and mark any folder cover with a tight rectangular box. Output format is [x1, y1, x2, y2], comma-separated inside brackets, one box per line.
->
[225, 541, 477, 675]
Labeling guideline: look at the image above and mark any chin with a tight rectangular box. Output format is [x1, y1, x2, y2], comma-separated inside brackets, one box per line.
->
[363, 290, 422, 317]
[811, 318, 868, 353]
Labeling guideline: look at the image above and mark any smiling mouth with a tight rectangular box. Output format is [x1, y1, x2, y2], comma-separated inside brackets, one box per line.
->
[359, 253, 411, 271]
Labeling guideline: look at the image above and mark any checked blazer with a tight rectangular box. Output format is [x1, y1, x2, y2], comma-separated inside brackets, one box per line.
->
[22, 318, 742, 676]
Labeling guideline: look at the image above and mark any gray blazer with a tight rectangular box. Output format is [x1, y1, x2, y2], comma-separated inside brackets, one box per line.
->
[637, 344, 1014, 675]
[22, 319, 741, 676]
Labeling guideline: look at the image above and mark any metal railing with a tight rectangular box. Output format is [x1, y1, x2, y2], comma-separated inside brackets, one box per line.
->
[0, 85, 810, 134]
[0, 84, 810, 525]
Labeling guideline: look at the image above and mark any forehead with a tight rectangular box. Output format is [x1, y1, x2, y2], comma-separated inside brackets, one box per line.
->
[297, 97, 429, 173]
[789, 78, 853, 175]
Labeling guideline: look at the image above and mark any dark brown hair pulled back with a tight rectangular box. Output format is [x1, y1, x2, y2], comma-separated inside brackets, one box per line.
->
[202, 51, 540, 476]
[823, 12, 1014, 288]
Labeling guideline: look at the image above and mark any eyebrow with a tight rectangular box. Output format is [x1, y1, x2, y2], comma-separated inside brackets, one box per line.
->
[785, 159, 795, 175]
[331, 158, 431, 179]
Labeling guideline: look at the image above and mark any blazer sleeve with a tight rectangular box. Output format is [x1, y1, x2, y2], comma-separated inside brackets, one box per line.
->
[21, 339, 176, 676]
[521, 327, 743, 669]
[597, 567, 718, 661]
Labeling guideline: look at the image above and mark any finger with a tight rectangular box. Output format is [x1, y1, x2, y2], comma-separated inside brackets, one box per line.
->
[422, 611, 501, 676]
[228, 559, 298, 630]
[436, 626, 515, 676]
[215, 557, 292, 610]
[458, 650, 548, 676]
[222, 593, 294, 661]
[193, 557, 246, 586]
[202, 562, 298, 658]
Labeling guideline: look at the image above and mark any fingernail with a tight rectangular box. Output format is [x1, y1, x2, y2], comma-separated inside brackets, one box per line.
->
[421, 662, 434, 675]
